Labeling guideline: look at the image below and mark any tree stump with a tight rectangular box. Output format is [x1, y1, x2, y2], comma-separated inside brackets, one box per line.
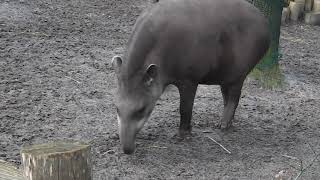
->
[282, 7, 291, 23]
[290, 2, 303, 21]
[0, 160, 25, 180]
[21, 141, 91, 180]
[305, 0, 314, 11]
[314, 0, 320, 11]
[305, 12, 320, 25]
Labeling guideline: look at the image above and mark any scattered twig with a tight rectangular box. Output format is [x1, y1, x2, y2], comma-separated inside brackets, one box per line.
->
[289, 164, 300, 171]
[202, 130, 214, 133]
[282, 152, 320, 180]
[307, 142, 317, 156]
[65, 76, 81, 84]
[106, 149, 115, 154]
[206, 136, 231, 154]
[293, 153, 320, 180]
[0, 79, 21, 84]
[19, 31, 50, 37]
[147, 145, 168, 149]
[282, 154, 299, 160]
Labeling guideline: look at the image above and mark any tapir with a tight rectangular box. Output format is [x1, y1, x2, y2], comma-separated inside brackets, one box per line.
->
[112, 0, 270, 154]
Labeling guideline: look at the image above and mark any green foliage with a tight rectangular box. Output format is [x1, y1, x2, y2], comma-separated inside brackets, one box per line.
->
[249, 64, 284, 89]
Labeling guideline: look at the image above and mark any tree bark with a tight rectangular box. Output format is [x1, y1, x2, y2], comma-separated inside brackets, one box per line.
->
[21, 141, 91, 180]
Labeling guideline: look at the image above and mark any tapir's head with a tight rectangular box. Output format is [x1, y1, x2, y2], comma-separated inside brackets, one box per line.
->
[112, 56, 162, 154]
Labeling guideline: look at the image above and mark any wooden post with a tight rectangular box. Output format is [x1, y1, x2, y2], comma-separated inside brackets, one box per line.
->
[290, 2, 302, 21]
[0, 160, 25, 180]
[305, 0, 314, 11]
[305, 12, 320, 25]
[282, 7, 291, 23]
[314, 0, 320, 11]
[21, 141, 91, 180]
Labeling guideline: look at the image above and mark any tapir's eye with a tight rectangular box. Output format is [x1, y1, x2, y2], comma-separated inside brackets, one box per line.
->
[137, 106, 146, 115]
[116, 107, 120, 114]
[134, 106, 146, 118]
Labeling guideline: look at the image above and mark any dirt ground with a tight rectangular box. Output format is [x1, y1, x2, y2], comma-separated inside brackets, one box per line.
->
[1, 0, 320, 179]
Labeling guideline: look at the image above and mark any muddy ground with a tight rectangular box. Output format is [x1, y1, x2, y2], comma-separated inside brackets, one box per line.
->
[1, 0, 320, 179]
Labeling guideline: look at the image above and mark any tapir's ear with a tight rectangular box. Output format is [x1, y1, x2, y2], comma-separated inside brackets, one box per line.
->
[112, 56, 122, 73]
[144, 64, 158, 86]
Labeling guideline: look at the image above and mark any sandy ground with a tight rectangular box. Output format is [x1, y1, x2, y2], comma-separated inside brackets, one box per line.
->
[1, 0, 320, 179]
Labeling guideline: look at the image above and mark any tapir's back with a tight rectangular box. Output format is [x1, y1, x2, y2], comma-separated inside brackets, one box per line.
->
[126, 0, 270, 84]
[148, 0, 268, 36]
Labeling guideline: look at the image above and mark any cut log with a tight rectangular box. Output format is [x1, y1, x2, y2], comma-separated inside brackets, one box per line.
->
[295, 0, 306, 15]
[0, 160, 25, 180]
[21, 141, 91, 180]
[305, 12, 320, 25]
[305, 0, 314, 11]
[295, 0, 306, 8]
[314, 0, 320, 11]
[289, 2, 303, 20]
[282, 7, 291, 23]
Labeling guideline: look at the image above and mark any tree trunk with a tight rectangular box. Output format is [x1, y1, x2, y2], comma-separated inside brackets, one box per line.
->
[21, 141, 91, 180]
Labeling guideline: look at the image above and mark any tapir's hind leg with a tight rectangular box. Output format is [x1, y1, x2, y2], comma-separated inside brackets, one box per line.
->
[220, 86, 228, 108]
[218, 81, 244, 129]
[177, 82, 198, 137]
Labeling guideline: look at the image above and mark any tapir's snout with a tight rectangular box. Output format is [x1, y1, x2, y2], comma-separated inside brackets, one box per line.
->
[117, 105, 151, 154]
[119, 125, 137, 154]
[120, 132, 137, 154]
[118, 114, 140, 154]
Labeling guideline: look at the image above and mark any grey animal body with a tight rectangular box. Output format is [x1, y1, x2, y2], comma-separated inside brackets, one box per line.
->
[112, 0, 270, 154]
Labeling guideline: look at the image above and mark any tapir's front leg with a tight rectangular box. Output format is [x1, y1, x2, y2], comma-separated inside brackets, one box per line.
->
[177, 82, 198, 137]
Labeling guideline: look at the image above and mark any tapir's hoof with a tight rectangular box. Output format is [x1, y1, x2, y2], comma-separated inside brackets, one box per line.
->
[216, 121, 233, 131]
[178, 129, 192, 138]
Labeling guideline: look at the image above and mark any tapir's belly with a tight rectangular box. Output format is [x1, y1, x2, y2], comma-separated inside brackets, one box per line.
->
[170, 41, 247, 86]
[197, 65, 243, 85]
[198, 70, 225, 85]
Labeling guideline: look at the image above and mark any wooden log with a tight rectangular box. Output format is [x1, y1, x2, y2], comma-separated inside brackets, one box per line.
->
[21, 141, 91, 180]
[295, 0, 306, 14]
[282, 7, 291, 23]
[289, 2, 303, 20]
[305, 12, 320, 25]
[305, 0, 314, 11]
[0, 160, 25, 180]
[314, 0, 320, 11]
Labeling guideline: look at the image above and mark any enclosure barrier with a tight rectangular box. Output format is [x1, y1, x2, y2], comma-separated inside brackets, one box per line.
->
[247, 0, 284, 88]
[0, 141, 91, 180]
[248, 0, 283, 69]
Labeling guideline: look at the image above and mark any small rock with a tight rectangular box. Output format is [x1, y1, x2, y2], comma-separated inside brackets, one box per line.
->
[274, 170, 285, 180]
[110, 133, 119, 140]
[33, 8, 41, 15]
